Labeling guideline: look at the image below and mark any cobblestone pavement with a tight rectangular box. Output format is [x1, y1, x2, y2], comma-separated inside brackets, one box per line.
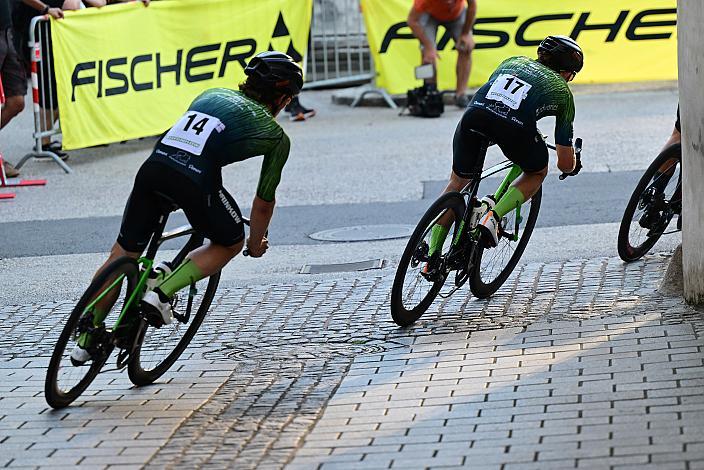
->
[2, 253, 703, 469]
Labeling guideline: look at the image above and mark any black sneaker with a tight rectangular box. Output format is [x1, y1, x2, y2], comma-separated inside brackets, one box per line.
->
[37, 142, 69, 161]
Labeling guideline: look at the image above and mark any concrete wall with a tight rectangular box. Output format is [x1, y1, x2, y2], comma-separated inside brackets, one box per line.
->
[678, 0, 704, 303]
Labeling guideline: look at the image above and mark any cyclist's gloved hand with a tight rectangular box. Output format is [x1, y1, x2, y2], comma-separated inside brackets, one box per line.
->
[569, 155, 582, 176]
[245, 236, 269, 258]
[560, 138, 583, 180]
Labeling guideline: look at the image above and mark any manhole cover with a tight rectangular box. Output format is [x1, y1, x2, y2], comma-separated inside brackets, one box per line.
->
[301, 259, 385, 274]
[204, 339, 408, 362]
[309, 224, 415, 242]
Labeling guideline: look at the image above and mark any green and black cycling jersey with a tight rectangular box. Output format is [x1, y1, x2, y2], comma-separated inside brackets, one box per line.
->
[148, 88, 290, 201]
[470, 56, 576, 146]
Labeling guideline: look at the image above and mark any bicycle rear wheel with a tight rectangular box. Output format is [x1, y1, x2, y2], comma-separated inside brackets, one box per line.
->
[469, 188, 541, 298]
[617, 144, 681, 262]
[391, 192, 466, 327]
[127, 270, 220, 386]
[45, 257, 139, 408]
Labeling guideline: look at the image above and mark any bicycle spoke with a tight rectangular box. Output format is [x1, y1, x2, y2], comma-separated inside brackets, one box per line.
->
[135, 277, 211, 373]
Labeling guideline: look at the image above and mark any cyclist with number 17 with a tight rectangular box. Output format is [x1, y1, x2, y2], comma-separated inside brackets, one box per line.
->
[69, 51, 303, 364]
[427, 35, 584, 257]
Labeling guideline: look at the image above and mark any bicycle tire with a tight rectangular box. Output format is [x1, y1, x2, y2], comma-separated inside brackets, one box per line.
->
[469, 188, 542, 299]
[45, 257, 139, 409]
[127, 271, 220, 386]
[391, 192, 466, 327]
[617, 144, 681, 262]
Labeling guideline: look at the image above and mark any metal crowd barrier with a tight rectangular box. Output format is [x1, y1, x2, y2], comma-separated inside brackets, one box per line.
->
[305, 0, 396, 107]
[16, 16, 72, 173]
[304, 0, 375, 89]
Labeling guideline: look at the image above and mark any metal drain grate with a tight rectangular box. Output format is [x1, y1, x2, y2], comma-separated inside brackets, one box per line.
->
[300, 259, 385, 274]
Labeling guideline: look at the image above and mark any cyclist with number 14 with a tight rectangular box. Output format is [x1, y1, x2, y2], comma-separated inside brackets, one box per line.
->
[69, 51, 303, 364]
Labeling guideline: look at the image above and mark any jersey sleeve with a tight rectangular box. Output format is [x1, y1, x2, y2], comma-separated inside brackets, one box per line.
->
[554, 89, 576, 146]
[255, 132, 290, 202]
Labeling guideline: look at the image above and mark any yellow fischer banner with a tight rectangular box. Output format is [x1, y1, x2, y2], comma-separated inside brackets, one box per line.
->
[52, 0, 312, 150]
[361, 0, 677, 95]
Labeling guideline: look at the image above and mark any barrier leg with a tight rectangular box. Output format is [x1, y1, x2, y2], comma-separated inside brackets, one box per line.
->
[350, 84, 398, 109]
[16, 150, 72, 174]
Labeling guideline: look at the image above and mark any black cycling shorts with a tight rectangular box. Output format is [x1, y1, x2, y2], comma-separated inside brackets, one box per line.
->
[117, 161, 245, 252]
[452, 107, 549, 178]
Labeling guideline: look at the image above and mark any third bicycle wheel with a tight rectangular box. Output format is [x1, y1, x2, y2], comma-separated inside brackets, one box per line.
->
[617, 143, 681, 262]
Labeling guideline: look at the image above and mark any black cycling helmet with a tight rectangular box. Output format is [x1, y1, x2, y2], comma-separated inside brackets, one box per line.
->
[244, 51, 303, 96]
[537, 35, 584, 74]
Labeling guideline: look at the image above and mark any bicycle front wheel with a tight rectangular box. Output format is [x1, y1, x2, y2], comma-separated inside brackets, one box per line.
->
[45, 257, 139, 409]
[469, 188, 541, 299]
[391, 192, 466, 327]
[127, 271, 220, 386]
[618, 144, 681, 262]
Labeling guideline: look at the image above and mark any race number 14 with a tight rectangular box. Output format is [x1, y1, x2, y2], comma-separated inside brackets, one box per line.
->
[487, 74, 532, 110]
[162, 111, 225, 156]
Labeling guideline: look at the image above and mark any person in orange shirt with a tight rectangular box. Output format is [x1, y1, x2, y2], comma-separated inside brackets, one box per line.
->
[408, 0, 477, 108]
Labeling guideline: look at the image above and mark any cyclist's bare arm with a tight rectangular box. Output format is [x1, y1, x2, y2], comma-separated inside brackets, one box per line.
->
[556, 144, 576, 174]
[247, 196, 274, 257]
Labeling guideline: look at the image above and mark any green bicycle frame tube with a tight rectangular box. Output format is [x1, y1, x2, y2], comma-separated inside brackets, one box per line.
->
[114, 258, 154, 327]
[83, 258, 154, 329]
[493, 164, 523, 200]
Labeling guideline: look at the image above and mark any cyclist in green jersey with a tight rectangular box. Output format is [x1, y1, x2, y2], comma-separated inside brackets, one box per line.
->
[428, 35, 583, 254]
[71, 51, 302, 363]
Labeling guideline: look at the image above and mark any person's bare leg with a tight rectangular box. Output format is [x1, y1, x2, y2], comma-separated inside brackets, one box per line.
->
[91, 243, 141, 316]
[455, 50, 472, 97]
[658, 127, 681, 175]
[154, 240, 244, 300]
[511, 167, 548, 201]
[185, 240, 245, 276]
[435, 170, 470, 227]
[426, 171, 471, 257]
[0, 96, 25, 129]
[41, 109, 60, 147]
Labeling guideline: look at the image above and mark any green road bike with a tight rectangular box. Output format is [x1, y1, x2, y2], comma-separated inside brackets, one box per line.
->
[391, 130, 582, 327]
[45, 194, 236, 408]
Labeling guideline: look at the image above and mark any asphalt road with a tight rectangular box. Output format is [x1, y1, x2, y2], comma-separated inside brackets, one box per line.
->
[1, 170, 642, 258]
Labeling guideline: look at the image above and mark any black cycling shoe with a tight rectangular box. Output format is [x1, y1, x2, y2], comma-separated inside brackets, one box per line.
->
[639, 209, 660, 230]
[421, 253, 444, 283]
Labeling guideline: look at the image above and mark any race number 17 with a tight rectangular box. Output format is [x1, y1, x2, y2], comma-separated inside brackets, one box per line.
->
[486, 74, 532, 110]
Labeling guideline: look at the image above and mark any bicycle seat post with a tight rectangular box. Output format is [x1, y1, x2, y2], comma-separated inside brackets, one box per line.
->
[144, 192, 180, 261]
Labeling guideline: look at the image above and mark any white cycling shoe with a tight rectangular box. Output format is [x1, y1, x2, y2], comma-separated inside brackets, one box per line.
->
[70, 345, 92, 366]
[141, 290, 173, 327]
[479, 211, 501, 248]
[145, 261, 173, 291]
